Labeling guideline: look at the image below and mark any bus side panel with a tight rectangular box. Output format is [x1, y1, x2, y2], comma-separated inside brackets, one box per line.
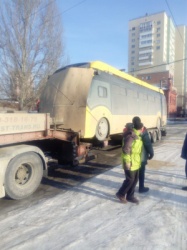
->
[85, 72, 167, 138]
[85, 74, 112, 138]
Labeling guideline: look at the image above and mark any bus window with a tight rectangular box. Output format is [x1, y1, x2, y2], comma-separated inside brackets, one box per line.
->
[98, 86, 107, 98]
[87, 79, 111, 111]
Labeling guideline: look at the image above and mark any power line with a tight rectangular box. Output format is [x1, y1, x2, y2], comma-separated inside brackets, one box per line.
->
[8, 0, 56, 27]
[25, 0, 56, 20]
[60, 0, 87, 15]
[32, 0, 56, 16]
[1, 0, 88, 35]
[128, 57, 187, 74]
[43, 0, 88, 24]
[165, 0, 184, 45]
[30, 0, 88, 31]
[0, 0, 88, 52]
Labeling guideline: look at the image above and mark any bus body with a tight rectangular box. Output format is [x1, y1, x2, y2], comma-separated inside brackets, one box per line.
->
[40, 61, 167, 141]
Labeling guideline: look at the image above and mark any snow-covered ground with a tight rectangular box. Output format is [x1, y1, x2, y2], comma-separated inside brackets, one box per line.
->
[0, 125, 187, 250]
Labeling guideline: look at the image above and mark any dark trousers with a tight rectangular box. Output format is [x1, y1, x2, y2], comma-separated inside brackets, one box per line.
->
[139, 162, 146, 189]
[118, 169, 139, 199]
[185, 160, 187, 178]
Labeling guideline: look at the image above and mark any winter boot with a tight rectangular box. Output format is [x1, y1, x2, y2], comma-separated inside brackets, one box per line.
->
[139, 187, 149, 193]
[126, 196, 139, 204]
[116, 192, 127, 204]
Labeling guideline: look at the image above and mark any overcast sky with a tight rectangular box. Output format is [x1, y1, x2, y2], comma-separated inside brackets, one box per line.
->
[57, 0, 187, 71]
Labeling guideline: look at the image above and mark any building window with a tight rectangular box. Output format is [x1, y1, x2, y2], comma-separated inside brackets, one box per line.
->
[146, 76, 151, 80]
[131, 45, 135, 48]
[131, 62, 134, 65]
[139, 52, 152, 59]
[132, 39, 135, 42]
[157, 33, 160, 37]
[156, 46, 160, 50]
[132, 33, 135, 36]
[139, 21, 153, 32]
[156, 40, 160, 44]
[131, 50, 135, 54]
[157, 21, 161, 25]
[132, 27, 136, 30]
[157, 28, 160, 32]
[140, 40, 152, 45]
[140, 34, 152, 39]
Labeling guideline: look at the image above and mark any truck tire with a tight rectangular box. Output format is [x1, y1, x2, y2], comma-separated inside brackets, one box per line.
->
[157, 129, 162, 141]
[151, 130, 157, 143]
[4, 152, 43, 200]
[156, 118, 161, 129]
[148, 132, 152, 141]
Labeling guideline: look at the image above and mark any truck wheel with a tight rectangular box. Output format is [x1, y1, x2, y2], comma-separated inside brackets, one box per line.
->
[156, 118, 161, 129]
[95, 118, 109, 141]
[4, 152, 43, 200]
[148, 132, 152, 141]
[157, 129, 162, 141]
[151, 131, 157, 143]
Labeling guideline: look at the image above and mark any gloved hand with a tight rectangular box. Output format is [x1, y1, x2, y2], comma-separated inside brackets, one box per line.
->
[124, 162, 131, 170]
[148, 154, 154, 160]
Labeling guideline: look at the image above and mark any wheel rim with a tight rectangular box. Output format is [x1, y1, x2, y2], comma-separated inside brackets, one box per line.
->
[96, 118, 109, 140]
[5, 152, 43, 200]
[15, 164, 32, 185]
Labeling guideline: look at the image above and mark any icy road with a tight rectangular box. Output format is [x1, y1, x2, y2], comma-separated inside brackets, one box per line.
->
[0, 122, 187, 250]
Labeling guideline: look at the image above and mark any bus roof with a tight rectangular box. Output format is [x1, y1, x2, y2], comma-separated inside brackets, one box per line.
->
[90, 61, 164, 94]
[54, 61, 164, 94]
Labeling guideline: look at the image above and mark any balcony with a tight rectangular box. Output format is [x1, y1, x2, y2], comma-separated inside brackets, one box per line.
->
[139, 61, 153, 66]
[139, 56, 153, 60]
[139, 49, 153, 54]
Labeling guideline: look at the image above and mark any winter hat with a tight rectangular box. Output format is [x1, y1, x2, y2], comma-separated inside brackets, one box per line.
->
[132, 116, 143, 130]
[133, 121, 143, 130]
[132, 116, 141, 124]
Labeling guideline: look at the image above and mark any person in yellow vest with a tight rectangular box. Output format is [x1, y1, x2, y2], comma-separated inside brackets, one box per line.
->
[116, 120, 143, 204]
[132, 116, 154, 193]
[181, 133, 187, 191]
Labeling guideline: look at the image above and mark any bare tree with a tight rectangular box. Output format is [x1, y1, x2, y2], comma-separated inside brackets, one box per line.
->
[0, 0, 64, 110]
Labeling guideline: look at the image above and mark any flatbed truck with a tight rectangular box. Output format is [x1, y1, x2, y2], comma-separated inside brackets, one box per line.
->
[0, 112, 91, 200]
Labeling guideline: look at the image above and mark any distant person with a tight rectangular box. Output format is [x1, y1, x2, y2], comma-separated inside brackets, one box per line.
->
[181, 133, 187, 191]
[35, 99, 40, 112]
[116, 119, 143, 204]
[132, 117, 154, 193]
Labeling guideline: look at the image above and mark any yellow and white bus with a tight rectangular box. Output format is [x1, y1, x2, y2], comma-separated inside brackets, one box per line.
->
[40, 61, 167, 142]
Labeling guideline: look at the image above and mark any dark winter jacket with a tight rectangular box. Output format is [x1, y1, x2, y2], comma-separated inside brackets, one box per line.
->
[141, 127, 154, 164]
[121, 128, 143, 171]
[181, 133, 187, 159]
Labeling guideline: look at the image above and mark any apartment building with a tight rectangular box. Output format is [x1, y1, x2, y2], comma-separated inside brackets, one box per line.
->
[174, 25, 187, 115]
[128, 12, 177, 116]
[128, 12, 175, 75]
